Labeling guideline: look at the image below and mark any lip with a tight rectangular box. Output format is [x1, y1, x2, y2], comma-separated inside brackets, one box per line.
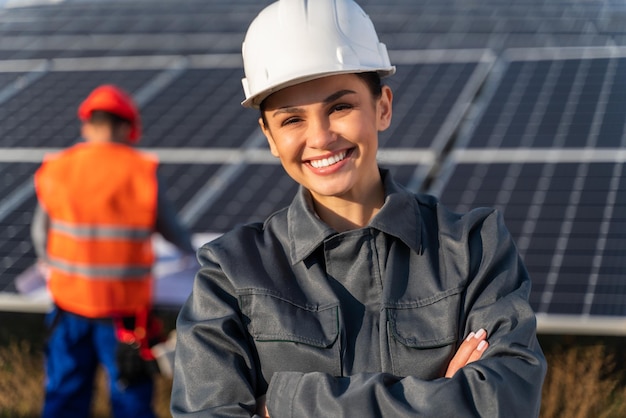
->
[305, 148, 354, 175]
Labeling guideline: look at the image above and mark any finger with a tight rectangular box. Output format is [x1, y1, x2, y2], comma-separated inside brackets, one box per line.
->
[467, 340, 489, 364]
[445, 338, 474, 377]
[471, 328, 487, 343]
[459, 329, 487, 359]
[445, 329, 488, 378]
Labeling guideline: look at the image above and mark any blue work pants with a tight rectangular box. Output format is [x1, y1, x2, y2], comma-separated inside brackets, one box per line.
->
[42, 308, 155, 418]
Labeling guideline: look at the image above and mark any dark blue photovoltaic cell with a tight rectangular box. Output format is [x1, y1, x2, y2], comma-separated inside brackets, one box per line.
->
[0, 163, 40, 292]
[157, 163, 223, 226]
[139, 69, 259, 149]
[0, 71, 158, 148]
[0, 73, 23, 89]
[467, 57, 626, 149]
[438, 161, 626, 317]
[382, 63, 478, 148]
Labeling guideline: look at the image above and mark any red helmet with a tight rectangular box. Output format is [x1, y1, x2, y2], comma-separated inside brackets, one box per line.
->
[78, 84, 142, 143]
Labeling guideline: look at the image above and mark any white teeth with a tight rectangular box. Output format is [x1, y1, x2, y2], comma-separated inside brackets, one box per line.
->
[310, 151, 347, 168]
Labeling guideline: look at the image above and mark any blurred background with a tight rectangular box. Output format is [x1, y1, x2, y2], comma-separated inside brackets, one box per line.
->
[1, 0, 626, 416]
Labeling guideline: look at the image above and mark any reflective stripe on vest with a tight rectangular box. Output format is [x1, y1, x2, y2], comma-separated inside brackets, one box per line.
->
[47, 257, 152, 280]
[50, 219, 152, 241]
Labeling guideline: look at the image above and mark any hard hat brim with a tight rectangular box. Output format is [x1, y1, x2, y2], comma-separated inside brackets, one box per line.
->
[241, 67, 396, 109]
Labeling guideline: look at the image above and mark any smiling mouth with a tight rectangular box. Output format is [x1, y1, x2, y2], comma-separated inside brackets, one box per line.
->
[309, 150, 350, 169]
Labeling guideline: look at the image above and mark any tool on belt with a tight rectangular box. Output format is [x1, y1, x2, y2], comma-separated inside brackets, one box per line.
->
[114, 308, 164, 387]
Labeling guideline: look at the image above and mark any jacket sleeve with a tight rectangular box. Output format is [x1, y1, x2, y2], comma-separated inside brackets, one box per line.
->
[171, 243, 263, 418]
[155, 173, 195, 255]
[265, 208, 546, 417]
[30, 203, 49, 260]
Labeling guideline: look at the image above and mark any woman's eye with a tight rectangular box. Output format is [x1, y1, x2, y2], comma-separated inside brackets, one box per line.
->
[332, 103, 353, 113]
[281, 117, 302, 126]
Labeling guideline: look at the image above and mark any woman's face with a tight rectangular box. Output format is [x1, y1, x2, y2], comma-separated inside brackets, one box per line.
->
[260, 73, 393, 204]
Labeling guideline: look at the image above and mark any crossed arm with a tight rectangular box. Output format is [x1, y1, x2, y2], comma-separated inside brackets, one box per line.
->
[444, 328, 489, 378]
[256, 329, 490, 417]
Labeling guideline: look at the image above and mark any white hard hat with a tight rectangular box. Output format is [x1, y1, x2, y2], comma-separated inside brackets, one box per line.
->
[241, 0, 396, 109]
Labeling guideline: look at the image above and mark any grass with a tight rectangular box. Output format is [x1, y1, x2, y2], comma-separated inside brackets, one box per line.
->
[0, 341, 172, 418]
[1, 312, 625, 417]
[0, 311, 175, 418]
[540, 337, 626, 418]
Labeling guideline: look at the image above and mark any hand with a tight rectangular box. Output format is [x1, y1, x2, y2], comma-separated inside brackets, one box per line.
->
[36, 260, 50, 278]
[445, 328, 489, 378]
[256, 395, 270, 418]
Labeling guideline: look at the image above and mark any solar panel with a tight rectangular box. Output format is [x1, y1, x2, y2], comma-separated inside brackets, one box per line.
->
[382, 62, 481, 148]
[2, 0, 626, 334]
[437, 160, 626, 318]
[462, 55, 626, 149]
[0, 70, 159, 147]
[158, 162, 224, 231]
[427, 47, 626, 332]
[196, 164, 299, 231]
[141, 68, 258, 148]
[0, 162, 39, 292]
[0, 71, 20, 88]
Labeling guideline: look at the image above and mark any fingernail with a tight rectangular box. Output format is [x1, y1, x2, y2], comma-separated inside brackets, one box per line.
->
[477, 340, 487, 351]
[465, 332, 475, 341]
[474, 328, 486, 339]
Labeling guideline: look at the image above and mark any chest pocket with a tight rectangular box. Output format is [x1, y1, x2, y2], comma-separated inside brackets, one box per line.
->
[239, 292, 341, 386]
[386, 288, 461, 379]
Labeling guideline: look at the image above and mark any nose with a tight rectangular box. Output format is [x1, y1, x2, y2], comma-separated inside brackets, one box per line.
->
[306, 114, 337, 149]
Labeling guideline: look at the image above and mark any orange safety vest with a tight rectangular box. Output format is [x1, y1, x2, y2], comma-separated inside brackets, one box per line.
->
[34, 142, 158, 318]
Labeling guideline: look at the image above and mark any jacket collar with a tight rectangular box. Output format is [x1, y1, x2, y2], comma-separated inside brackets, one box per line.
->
[287, 169, 423, 265]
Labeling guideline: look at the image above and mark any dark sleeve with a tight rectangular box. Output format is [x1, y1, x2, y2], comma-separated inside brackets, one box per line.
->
[155, 173, 195, 255]
[31, 203, 49, 260]
[265, 209, 547, 417]
[171, 243, 262, 417]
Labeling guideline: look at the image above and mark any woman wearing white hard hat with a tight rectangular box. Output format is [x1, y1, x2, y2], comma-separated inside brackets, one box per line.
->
[171, 1, 546, 417]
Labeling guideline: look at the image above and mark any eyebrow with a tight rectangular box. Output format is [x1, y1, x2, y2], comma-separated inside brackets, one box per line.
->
[271, 89, 357, 118]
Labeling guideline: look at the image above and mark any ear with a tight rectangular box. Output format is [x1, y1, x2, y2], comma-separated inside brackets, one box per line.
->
[81, 122, 98, 142]
[259, 117, 280, 157]
[376, 85, 393, 132]
[81, 123, 90, 140]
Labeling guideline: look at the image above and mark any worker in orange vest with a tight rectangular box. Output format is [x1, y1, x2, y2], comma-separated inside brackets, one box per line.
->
[31, 84, 195, 418]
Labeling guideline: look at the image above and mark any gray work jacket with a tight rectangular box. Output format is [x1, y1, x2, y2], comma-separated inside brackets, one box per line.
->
[172, 170, 547, 417]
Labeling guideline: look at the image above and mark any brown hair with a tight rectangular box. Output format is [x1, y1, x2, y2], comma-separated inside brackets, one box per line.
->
[88, 110, 132, 129]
